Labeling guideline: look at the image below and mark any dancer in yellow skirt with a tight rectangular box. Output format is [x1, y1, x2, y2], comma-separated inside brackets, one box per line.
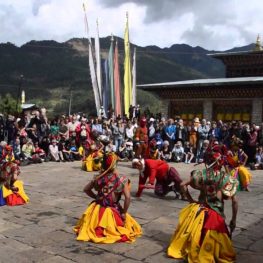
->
[168, 143, 239, 262]
[74, 152, 142, 243]
[227, 137, 252, 191]
[0, 145, 29, 206]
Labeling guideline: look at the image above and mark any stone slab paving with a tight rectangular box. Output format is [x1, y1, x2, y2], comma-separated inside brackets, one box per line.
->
[0, 160, 262, 262]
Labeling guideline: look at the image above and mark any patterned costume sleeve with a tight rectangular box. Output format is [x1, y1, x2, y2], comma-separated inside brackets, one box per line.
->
[115, 175, 128, 193]
[219, 171, 239, 198]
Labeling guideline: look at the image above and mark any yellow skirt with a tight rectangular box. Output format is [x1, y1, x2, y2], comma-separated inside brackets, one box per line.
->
[2, 180, 29, 204]
[74, 202, 142, 243]
[167, 203, 236, 263]
[233, 166, 252, 189]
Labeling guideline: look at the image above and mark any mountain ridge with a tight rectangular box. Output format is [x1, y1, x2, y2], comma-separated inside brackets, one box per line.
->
[0, 37, 256, 115]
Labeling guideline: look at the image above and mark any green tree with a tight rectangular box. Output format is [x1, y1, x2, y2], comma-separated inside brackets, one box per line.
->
[0, 93, 20, 115]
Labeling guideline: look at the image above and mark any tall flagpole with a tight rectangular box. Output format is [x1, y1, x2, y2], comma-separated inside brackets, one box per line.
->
[108, 34, 115, 111]
[132, 47, 136, 107]
[83, 3, 101, 116]
[95, 18, 102, 104]
[124, 12, 132, 116]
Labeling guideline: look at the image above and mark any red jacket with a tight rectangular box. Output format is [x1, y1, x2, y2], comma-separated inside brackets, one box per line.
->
[136, 159, 169, 197]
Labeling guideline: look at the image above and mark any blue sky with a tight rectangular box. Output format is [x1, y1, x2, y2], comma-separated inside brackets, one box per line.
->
[1, 0, 262, 50]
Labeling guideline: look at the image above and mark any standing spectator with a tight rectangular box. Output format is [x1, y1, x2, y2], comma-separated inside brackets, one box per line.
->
[196, 119, 209, 162]
[91, 118, 103, 135]
[188, 119, 199, 154]
[164, 118, 176, 151]
[58, 118, 69, 141]
[76, 118, 91, 146]
[112, 120, 125, 154]
[148, 118, 156, 142]
[176, 119, 187, 145]
[0, 114, 5, 142]
[67, 114, 79, 141]
[125, 120, 135, 141]
[5, 115, 17, 144]
[135, 105, 141, 119]
[50, 119, 59, 140]
[221, 124, 231, 148]
[246, 124, 258, 164]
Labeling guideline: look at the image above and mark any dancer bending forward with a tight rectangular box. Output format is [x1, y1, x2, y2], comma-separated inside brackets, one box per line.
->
[167, 150, 239, 262]
[74, 152, 142, 243]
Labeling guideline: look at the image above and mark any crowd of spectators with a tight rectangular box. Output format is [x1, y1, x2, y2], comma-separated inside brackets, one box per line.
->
[0, 107, 263, 170]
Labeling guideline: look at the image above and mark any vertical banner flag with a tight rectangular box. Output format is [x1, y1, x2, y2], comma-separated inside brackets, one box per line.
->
[108, 35, 115, 111]
[83, 3, 101, 116]
[102, 58, 110, 117]
[95, 19, 102, 103]
[132, 47, 136, 107]
[124, 12, 132, 115]
[114, 41, 122, 117]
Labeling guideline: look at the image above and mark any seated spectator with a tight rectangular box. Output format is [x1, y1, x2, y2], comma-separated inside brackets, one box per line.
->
[160, 140, 172, 162]
[13, 138, 24, 161]
[58, 140, 73, 162]
[149, 139, 160, 160]
[171, 141, 184, 162]
[32, 142, 46, 163]
[105, 139, 117, 153]
[251, 146, 263, 170]
[155, 133, 163, 151]
[69, 140, 81, 160]
[21, 139, 35, 162]
[49, 139, 60, 162]
[183, 141, 194, 164]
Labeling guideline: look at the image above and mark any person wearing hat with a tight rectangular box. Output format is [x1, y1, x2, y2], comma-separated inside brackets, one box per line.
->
[168, 142, 239, 262]
[132, 158, 185, 199]
[74, 152, 142, 243]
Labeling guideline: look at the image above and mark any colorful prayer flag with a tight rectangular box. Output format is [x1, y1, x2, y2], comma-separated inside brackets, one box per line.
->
[114, 41, 122, 117]
[124, 12, 132, 115]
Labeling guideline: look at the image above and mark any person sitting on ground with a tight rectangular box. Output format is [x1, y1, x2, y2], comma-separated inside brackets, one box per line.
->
[69, 140, 81, 160]
[49, 139, 60, 162]
[132, 158, 186, 199]
[171, 141, 184, 163]
[58, 140, 73, 162]
[252, 146, 263, 170]
[154, 132, 163, 151]
[183, 141, 194, 164]
[21, 139, 35, 163]
[148, 139, 160, 160]
[118, 140, 130, 161]
[74, 152, 142, 243]
[160, 140, 172, 162]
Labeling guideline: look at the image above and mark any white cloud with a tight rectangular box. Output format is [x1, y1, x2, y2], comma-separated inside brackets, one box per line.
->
[0, 0, 263, 50]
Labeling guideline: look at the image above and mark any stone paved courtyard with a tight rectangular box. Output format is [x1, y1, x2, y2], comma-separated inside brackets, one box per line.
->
[0, 161, 262, 263]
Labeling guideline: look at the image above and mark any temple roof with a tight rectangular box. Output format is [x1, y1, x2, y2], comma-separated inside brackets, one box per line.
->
[208, 50, 263, 58]
[137, 76, 263, 89]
